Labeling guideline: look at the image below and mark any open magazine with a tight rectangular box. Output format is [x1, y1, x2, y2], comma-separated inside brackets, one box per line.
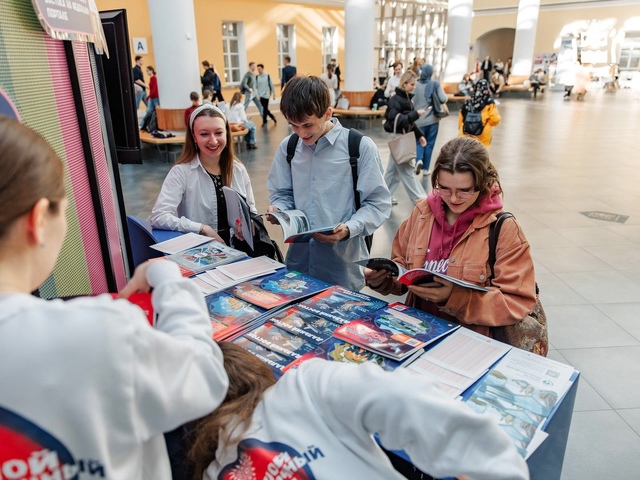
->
[268, 209, 337, 243]
[222, 186, 254, 250]
[355, 257, 490, 292]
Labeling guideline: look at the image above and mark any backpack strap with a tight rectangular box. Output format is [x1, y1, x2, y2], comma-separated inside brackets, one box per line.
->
[488, 212, 515, 282]
[348, 128, 364, 210]
[285, 134, 299, 164]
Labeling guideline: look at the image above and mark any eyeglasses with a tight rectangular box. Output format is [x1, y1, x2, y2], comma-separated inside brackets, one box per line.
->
[434, 185, 478, 199]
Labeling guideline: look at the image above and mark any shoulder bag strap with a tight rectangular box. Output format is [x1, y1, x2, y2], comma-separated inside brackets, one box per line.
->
[285, 134, 299, 164]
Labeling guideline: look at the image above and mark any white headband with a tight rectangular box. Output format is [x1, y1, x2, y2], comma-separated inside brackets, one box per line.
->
[189, 104, 227, 131]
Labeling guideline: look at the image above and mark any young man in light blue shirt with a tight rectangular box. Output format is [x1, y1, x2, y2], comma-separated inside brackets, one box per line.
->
[267, 76, 391, 291]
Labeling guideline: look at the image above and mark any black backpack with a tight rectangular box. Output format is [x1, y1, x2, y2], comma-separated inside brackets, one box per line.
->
[285, 129, 373, 252]
[142, 110, 158, 133]
[462, 108, 484, 136]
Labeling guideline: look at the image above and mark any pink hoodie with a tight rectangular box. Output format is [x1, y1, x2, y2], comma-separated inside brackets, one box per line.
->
[424, 188, 503, 274]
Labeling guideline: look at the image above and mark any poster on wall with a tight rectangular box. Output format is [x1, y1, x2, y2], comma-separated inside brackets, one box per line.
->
[30, 0, 108, 56]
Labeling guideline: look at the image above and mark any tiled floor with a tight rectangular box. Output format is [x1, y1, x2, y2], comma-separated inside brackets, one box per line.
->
[121, 88, 640, 479]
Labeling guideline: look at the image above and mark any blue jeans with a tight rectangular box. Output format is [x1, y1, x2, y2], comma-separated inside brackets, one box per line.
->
[243, 120, 256, 145]
[135, 89, 148, 110]
[243, 93, 263, 116]
[140, 98, 159, 128]
[416, 122, 440, 171]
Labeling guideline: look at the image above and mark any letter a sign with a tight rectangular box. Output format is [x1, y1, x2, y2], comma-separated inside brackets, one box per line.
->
[133, 37, 148, 55]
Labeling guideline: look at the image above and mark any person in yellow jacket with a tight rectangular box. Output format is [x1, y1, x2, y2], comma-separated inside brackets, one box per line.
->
[458, 79, 501, 147]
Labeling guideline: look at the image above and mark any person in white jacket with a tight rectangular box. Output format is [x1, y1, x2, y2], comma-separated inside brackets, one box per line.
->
[0, 116, 229, 479]
[224, 91, 257, 149]
[187, 342, 529, 480]
[150, 104, 257, 245]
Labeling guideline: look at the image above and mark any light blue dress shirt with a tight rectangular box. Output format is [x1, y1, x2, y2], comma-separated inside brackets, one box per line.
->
[268, 119, 391, 291]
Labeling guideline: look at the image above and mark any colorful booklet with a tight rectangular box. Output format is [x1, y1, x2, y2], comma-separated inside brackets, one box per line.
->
[283, 338, 413, 373]
[464, 348, 577, 458]
[355, 257, 490, 292]
[232, 336, 290, 378]
[268, 307, 340, 345]
[227, 270, 331, 310]
[268, 209, 338, 243]
[166, 240, 247, 276]
[296, 285, 388, 325]
[244, 322, 317, 360]
[333, 302, 459, 360]
[205, 291, 267, 341]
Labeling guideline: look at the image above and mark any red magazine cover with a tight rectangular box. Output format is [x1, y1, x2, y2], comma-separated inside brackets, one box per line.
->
[110, 293, 154, 326]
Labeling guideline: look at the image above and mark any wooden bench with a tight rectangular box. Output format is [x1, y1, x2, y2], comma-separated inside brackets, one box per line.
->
[332, 107, 386, 129]
[442, 83, 468, 110]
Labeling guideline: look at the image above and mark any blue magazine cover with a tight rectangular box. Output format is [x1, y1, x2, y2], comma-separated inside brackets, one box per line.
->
[228, 270, 331, 310]
[334, 302, 459, 360]
[205, 291, 266, 341]
[245, 322, 317, 360]
[296, 285, 388, 325]
[284, 337, 408, 373]
[268, 307, 340, 345]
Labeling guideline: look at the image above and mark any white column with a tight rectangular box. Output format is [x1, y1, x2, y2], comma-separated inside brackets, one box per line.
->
[443, 0, 473, 83]
[147, 0, 200, 108]
[344, 0, 375, 91]
[511, 0, 541, 77]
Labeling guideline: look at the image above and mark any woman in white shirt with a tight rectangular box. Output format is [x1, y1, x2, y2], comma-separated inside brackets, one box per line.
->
[320, 64, 338, 107]
[225, 92, 257, 150]
[0, 116, 228, 479]
[187, 342, 529, 480]
[150, 104, 257, 245]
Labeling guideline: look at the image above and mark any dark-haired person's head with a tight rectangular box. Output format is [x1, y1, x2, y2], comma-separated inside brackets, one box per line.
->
[202, 60, 210, 68]
[431, 137, 501, 198]
[280, 75, 330, 124]
[190, 91, 200, 102]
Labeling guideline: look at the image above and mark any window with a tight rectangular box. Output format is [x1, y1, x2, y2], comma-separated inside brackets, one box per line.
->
[221, 21, 244, 85]
[277, 24, 296, 78]
[619, 31, 640, 71]
[322, 26, 338, 71]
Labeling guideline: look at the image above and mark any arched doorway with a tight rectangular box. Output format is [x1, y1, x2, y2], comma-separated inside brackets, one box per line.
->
[475, 28, 515, 69]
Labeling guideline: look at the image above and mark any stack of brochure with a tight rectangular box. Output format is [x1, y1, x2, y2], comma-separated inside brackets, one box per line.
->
[464, 348, 577, 459]
[333, 302, 459, 362]
[205, 290, 271, 342]
[406, 328, 512, 398]
[165, 240, 248, 276]
[296, 285, 388, 325]
[190, 256, 285, 295]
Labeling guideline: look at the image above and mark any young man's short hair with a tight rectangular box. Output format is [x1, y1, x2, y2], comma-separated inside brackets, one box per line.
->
[202, 60, 210, 68]
[257, 64, 264, 69]
[279, 75, 330, 124]
[190, 91, 200, 101]
[284, 56, 291, 63]
[202, 89, 213, 99]
[249, 62, 255, 67]
[135, 55, 142, 62]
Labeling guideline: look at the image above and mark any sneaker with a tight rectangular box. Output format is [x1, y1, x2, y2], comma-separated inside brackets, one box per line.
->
[247, 144, 258, 150]
[391, 198, 398, 206]
[415, 160, 423, 175]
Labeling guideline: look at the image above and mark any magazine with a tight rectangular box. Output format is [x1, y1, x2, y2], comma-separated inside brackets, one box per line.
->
[166, 240, 247, 276]
[268, 209, 338, 243]
[283, 338, 414, 373]
[150, 232, 212, 254]
[228, 270, 331, 310]
[245, 322, 317, 360]
[204, 291, 267, 341]
[296, 285, 388, 325]
[222, 186, 254, 250]
[355, 258, 490, 292]
[232, 336, 290, 378]
[268, 307, 340, 345]
[464, 348, 577, 458]
[333, 302, 459, 361]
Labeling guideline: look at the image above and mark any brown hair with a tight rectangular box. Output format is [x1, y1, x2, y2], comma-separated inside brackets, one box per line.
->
[188, 342, 276, 478]
[0, 116, 65, 240]
[178, 107, 235, 187]
[431, 137, 501, 197]
[202, 60, 210, 68]
[146, 65, 155, 75]
[280, 75, 330, 123]
[230, 91, 242, 108]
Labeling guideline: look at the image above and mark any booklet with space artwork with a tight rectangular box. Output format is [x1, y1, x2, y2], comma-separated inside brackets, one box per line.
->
[296, 285, 388, 325]
[268, 209, 338, 243]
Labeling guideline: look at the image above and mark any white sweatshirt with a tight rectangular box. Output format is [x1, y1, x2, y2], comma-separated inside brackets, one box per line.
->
[206, 359, 529, 480]
[0, 261, 228, 479]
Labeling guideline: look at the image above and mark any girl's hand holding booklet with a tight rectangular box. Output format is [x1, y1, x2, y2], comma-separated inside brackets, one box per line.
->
[355, 258, 490, 292]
